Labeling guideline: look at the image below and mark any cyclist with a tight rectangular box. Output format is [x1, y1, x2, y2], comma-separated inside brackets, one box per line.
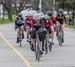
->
[39, 17, 47, 51]
[24, 14, 33, 40]
[46, 11, 56, 30]
[15, 14, 24, 43]
[56, 13, 64, 43]
[44, 15, 54, 45]
[30, 16, 47, 54]
[46, 12, 55, 45]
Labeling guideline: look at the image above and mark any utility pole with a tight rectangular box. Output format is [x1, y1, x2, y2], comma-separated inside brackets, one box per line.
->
[53, 0, 55, 9]
[39, 0, 42, 12]
[0, 4, 3, 18]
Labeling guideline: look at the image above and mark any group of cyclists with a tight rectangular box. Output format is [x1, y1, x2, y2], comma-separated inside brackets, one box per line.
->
[15, 8, 65, 55]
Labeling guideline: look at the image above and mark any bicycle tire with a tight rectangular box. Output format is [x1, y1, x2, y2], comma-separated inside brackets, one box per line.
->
[59, 31, 63, 46]
[20, 40, 22, 47]
[19, 31, 22, 47]
[35, 39, 40, 62]
[57, 29, 62, 46]
[49, 42, 52, 51]
[45, 40, 48, 54]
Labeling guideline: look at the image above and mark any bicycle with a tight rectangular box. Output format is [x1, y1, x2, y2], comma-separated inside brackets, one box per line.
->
[34, 31, 41, 62]
[56, 25, 63, 46]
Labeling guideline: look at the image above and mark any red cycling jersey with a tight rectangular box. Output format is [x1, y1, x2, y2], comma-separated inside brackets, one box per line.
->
[24, 16, 33, 23]
[24, 16, 33, 28]
[31, 19, 52, 29]
[50, 16, 56, 24]
[50, 16, 55, 21]
[31, 21, 45, 27]
[45, 19, 53, 29]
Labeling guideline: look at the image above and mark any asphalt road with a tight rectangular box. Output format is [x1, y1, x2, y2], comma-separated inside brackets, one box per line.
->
[0, 23, 75, 67]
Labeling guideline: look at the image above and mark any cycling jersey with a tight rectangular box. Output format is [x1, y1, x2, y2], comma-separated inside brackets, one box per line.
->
[56, 17, 64, 24]
[45, 20, 53, 29]
[30, 20, 46, 40]
[15, 17, 24, 27]
[50, 16, 56, 24]
[24, 16, 33, 28]
[50, 16, 55, 21]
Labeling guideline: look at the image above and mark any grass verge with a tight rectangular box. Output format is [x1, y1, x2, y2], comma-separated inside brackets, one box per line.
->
[65, 24, 75, 29]
[0, 14, 16, 24]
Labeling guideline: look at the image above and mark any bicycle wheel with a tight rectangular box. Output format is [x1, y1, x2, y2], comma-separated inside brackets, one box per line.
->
[19, 31, 22, 47]
[42, 40, 44, 51]
[28, 34, 31, 45]
[57, 30, 62, 46]
[45, 34, 51, 54]
[45, 39, 48, 54]
[35, 39, 40, 62]
[49, 42, 52, 51]
[60, 30, 63, 46]
[20, 40, 22, 47]
[37, 45, 40, 62]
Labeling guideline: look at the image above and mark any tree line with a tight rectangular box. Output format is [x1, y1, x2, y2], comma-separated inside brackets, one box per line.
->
[0, 0, 75, 21]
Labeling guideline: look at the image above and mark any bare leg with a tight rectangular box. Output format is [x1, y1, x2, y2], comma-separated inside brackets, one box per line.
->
[31, 38, 35, 51]
[51, 26, 54, 45]
[26, 29, 29, 39]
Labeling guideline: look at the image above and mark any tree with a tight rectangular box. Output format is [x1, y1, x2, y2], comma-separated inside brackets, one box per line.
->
[0, 0, 28, 21]
[15, 0, 28, 14]
[0, 0, 12, 21]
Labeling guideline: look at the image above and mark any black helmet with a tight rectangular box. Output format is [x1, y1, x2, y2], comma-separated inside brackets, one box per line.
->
[40, 17, 45, 22]
[57, 13, 61, 17]
[46, 11, 53, 17]
[32, 19, 36, 24]
[18, 14, 22, 17]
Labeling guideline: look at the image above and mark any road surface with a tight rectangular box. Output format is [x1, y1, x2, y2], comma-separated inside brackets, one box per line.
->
[0, 23, 75, 67]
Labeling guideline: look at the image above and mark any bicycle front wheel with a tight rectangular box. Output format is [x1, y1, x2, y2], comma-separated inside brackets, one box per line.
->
[35, 39, 40, 62]
[19, 31, 22, 47]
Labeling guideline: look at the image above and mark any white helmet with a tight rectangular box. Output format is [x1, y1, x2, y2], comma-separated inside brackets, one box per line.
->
[44, 15, 49, 19]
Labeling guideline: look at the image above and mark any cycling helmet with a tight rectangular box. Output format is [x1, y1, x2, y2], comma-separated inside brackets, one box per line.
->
[18, 14, 22, 17]
[46, 11, 53, 17]
[39, 15, 45, 22]
[34, 13, 40, 21]
[57, 13, 61, 17]
[26, 12, 33, 17]
[44, 15, 49, 20]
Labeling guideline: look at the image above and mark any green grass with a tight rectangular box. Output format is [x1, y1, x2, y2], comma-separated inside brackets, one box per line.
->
[0, 14, 16, 24]
[65, 24, 75, 29]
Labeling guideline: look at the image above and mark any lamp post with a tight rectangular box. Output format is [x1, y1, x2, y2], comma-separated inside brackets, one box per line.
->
[53, 0, 55, 9]
[0, 4, 3, 18]
[39, 0, 42, 12]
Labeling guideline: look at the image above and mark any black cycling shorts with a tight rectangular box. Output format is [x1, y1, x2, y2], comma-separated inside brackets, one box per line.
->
[26, 23, 31, 27]
[46, 27, 52, 34]
[30, 27, 46, 41]
[16, 23, 24, 28]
